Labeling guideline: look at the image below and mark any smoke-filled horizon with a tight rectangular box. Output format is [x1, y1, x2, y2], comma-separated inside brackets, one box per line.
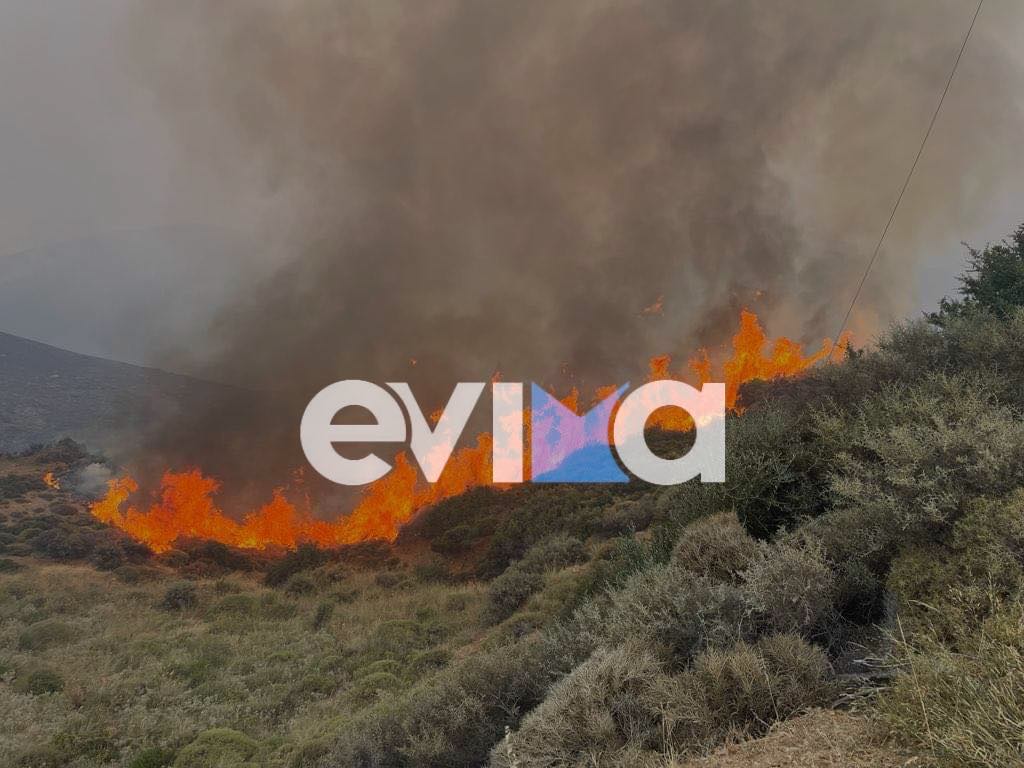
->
[116, 0, 1022, 485]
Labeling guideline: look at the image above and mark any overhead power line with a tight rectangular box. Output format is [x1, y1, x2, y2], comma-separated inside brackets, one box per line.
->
[830, 0, 984, 352]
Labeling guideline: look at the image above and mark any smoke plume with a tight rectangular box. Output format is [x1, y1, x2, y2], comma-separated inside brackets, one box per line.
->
[123, 0, 1023, 489]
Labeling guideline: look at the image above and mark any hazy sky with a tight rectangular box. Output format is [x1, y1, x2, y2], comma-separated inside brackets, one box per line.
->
[1, 0, 1022, 370]
[0, 0, 275, 366]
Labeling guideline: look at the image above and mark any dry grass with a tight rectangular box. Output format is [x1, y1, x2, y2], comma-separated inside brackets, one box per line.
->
[671, 709, 916, 768]
[0, 558, 488, 766]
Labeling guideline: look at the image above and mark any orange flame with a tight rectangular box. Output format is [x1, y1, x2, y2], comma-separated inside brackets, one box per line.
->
[91, 310, 849, 553]
[42, 472, 61, 490]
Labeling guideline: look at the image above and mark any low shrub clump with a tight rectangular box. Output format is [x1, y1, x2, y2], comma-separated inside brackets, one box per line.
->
[484, 567, 545, 624]
[493, 634, 834, 766]
[671, 511, 758, 582]
[129, 747, 176, 768]
[741, 535, 836, 638]
[172, 729, 261, 768]
[159, 582, 198, 611]
[517, 534, 588, 574]
[603, 564, 748, 665]
[13, 666, 65, 695]
[17, 619, 76, 651]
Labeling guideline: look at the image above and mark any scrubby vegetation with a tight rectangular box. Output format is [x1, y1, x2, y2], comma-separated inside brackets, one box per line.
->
[3, 227, 1024, 766]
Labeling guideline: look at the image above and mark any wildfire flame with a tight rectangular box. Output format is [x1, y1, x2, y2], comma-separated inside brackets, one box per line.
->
[42, 472, 60, 490]
[91, 310, 849, 553]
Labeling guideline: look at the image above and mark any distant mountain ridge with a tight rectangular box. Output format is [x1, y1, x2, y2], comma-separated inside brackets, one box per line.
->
[0, 331, 222, 454]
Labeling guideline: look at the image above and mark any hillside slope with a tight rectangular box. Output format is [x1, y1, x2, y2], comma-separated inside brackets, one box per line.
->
[0, 331, 223, 453]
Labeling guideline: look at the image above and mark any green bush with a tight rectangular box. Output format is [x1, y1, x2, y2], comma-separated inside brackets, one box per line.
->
[887, 493, 1024, 642]
[17, 619, 76, 651]
[328, 631, 579, 768]
[49, 723, 118, 764]
[485, 567, 544, 624]
[813, 375, 1024, 571]
[90, 543, 127, 571]
[264, 543, 328, 587]
[595, 497, 656, 535]
[0, 475, 45, 500]
[129, 747, 176, 768]
[408, 648, 451, 677]
[172, 729, 261, 768]
[28, 526, 93, 561]
[930, 223, 1024, 322]
[584, 535, 655, 594]
[517, 534, 588, 574]
[182, 540, 253, 572]
[431, 523, 478, 557]
[361, 618, 444, 664]
[413, 557, 451, 583]
[159, 582, 197, 611]
[13, 667, 64, 695]
[348, 671, 403, 704]
[0, 556, 24, 573]
[284, 574, 316, 596]
[726, 405, 831, 539]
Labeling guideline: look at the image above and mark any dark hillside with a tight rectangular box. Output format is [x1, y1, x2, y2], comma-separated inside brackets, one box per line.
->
[0, 331, 226, 453]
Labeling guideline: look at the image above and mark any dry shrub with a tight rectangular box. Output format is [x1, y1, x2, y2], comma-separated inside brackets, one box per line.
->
[604, 564, 748, 664]
[327, 630, 583, 768]
[741, 536, 836, 637]
[671, 511, 759, 582]
[493, 635, 834, 767]
[671, 633, 836, 751]
[490, 643, 667, 768]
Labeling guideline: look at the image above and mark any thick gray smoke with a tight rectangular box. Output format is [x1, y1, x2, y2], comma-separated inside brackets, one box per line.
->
[124, 0, 1022, 485]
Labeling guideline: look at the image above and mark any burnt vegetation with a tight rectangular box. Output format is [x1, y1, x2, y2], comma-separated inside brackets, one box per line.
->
[2, 231, 1024, 766]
